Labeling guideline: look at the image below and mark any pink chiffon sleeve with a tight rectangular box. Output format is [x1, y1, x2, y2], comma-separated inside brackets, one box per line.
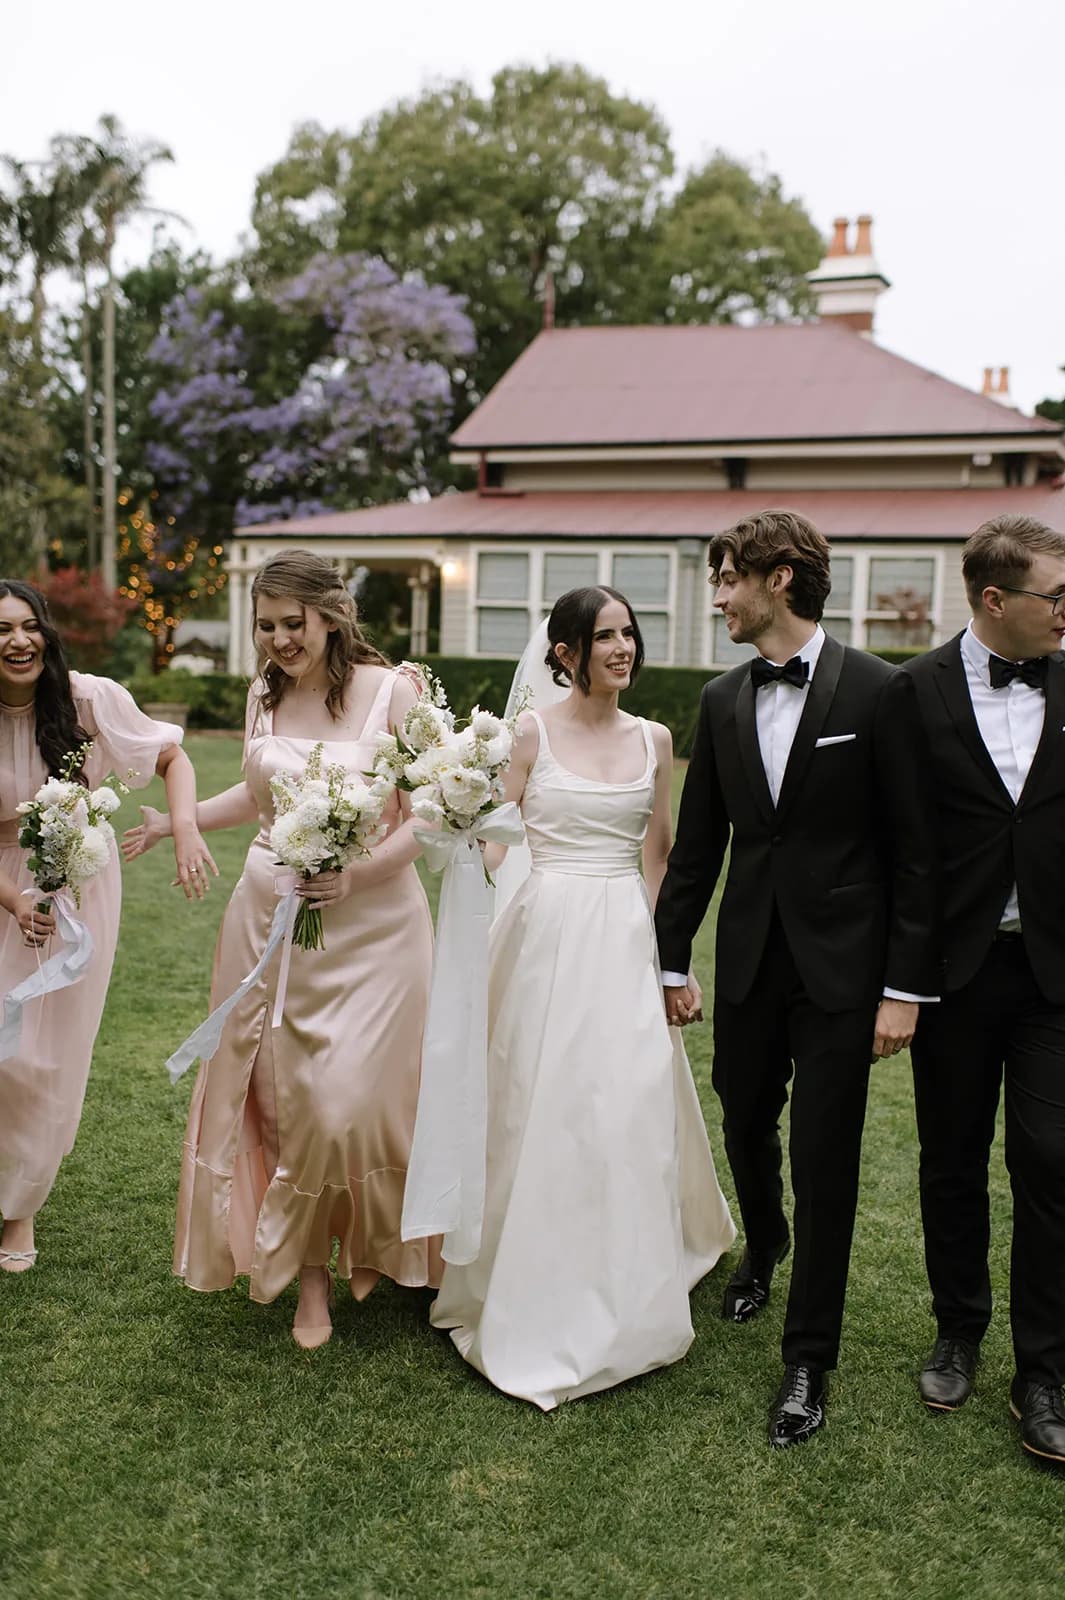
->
[71, 672, 184, 791]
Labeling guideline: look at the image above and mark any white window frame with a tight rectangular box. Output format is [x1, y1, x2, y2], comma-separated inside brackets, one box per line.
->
[469, 543, 677, 663]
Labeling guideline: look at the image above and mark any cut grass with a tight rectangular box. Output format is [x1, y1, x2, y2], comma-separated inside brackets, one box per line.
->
[1, 735, 1060, 1600]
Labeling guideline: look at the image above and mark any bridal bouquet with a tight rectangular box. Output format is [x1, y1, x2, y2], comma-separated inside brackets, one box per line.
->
[269, 741, 393, 951]
[16, 743, 123, 909]
[372, 665, 525, 865]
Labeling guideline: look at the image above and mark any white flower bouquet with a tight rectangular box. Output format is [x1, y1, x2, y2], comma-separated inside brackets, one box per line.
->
[269, 741, 393, 951]
[372, 665, 527, 868]
[16, 742, 123, 910]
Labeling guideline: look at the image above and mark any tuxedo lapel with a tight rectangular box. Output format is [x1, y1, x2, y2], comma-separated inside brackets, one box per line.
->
[1018, 652, 1065, 807]
[734, 670, 775, 824]
[774, 634, 845, 822]
[933, 636, 1014, 807]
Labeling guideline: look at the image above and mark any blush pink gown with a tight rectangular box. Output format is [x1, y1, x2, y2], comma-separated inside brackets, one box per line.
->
[0, 673, 183, 1220]
[173, 668, 442, 1304]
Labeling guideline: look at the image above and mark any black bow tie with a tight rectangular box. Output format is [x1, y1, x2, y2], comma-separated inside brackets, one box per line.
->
[988, 654, 1049, 691]
[751, 655, 810, 691]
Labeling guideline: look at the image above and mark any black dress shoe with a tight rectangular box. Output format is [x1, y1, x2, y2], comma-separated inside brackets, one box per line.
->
[1009, 1378, 1065, 1464]
[768, 1363, 826, 1448]
[722, 1237, 791, 1323]
[919, 1337, 979, 1411]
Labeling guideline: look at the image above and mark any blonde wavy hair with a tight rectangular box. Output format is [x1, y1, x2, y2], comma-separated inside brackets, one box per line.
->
[251, 549, 390, 719]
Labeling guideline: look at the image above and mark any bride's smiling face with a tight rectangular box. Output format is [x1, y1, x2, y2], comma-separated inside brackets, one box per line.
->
[0, 594, 47, 702]
[578, 598, 639, 694]
[254, 594, 335, 681]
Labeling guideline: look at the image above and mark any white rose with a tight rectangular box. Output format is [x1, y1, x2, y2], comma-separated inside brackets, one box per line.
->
[439, 765, 491, 819]
[405, 743, 455, 787]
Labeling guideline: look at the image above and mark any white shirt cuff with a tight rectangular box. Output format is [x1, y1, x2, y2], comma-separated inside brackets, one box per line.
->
[661, 970, 689, 988]
[882, 988, 940, 1004]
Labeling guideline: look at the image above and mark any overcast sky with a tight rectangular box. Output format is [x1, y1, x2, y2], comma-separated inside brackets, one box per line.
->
[4, 0, 1063, 413]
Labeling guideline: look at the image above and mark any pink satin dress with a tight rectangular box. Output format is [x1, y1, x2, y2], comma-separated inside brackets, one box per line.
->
[173, 668, 442, 1303]
[0, 674, 183, 1219]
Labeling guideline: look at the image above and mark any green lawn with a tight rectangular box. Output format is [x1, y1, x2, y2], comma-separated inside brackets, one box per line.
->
[1, 735, 1060, 1600]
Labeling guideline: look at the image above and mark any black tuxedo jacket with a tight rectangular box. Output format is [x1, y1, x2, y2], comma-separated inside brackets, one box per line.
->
[655, 635, 940, 1013]
[905, 634, 1065, 1003]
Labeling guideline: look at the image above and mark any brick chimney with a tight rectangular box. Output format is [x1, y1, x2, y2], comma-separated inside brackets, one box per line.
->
[981, 365, 1013, 407]
[806, 215, 890, 337]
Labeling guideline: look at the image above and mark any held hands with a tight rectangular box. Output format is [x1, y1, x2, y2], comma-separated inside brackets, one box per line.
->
[872, 998, 918, 1061]
[664, 973, 704, 1028]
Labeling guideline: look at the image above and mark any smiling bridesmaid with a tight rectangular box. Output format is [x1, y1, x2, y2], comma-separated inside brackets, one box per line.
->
[0, 578, 211, 1275]
[124, 550, 441, 1346]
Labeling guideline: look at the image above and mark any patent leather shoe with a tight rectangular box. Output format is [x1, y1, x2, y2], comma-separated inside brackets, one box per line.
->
[1009, 1378, 1065, 1465]
[919, 1337, 979, 1411]
[722, 1236, 790, 1323]
[768, 1363, 826, 1448]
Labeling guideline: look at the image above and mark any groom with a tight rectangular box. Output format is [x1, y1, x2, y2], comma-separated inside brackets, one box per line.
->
[655, 510, 939, 1448]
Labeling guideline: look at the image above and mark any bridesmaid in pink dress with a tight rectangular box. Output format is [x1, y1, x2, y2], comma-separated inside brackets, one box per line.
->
[0, 579, 213, 1274]
[124, 550, 441, 1347]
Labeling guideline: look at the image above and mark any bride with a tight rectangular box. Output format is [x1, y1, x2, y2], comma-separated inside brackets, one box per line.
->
[430, 586, 735, 1409]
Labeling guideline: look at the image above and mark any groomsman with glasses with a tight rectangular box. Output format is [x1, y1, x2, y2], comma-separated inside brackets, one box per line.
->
[906, 513, 1065, 1465]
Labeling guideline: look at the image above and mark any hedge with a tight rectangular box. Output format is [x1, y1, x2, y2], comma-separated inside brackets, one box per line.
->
[126, 644, 926, 758]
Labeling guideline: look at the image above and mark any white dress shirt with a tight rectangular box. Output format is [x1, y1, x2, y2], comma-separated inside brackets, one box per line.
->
[662, 625, 932, 1000]
[961, 622, 1046, 930]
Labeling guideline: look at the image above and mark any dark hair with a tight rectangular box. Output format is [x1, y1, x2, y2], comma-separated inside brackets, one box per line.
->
[251, 549, 390, 719]
[545, 586, 645, 693]
[707, 510, 832, 622]
[0, 579, 89, 783]
[962, 515, 1065, 607]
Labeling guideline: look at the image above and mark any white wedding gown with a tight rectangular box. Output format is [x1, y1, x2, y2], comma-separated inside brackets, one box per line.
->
[431, 711, 735, 1409]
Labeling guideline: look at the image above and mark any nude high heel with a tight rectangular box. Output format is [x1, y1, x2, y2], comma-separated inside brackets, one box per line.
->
[292, 1266, 335, 1350]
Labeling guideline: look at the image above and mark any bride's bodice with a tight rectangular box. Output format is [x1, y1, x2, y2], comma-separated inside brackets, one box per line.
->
[521, 711, 656, 877]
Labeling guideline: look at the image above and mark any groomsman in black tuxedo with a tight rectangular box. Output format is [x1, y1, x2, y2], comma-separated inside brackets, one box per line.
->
[906, 514, 1065, 1465]
[655, 510, 939, 1448]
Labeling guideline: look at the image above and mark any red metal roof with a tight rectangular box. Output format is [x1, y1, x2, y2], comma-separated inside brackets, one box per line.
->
[239, 486, 1065, 542]
[449, 325, 1061, 449]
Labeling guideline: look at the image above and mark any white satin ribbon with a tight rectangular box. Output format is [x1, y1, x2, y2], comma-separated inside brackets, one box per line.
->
[0, 891, 95, 1062]
[401, 802, 525, 1264]
[165, 883, 298, 1084]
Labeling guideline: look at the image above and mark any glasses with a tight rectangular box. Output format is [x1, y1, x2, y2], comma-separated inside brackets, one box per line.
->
[998, 586, 1065, 616]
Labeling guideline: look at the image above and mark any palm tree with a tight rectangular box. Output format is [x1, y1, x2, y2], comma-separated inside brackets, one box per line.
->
[79, 116, 173, 589]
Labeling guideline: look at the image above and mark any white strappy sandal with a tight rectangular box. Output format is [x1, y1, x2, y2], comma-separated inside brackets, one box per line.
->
[0, 1248, 38, 1273]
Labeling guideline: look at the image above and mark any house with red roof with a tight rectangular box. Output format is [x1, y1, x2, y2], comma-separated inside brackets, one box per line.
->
[225, 218, 1065, 671]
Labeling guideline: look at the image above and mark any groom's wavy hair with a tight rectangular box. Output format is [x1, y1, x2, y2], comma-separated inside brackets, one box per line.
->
[0, 579, 89, 784]
[962, 515, 1065, 608]
[708, 511, 831, 622]
[546, 586, 645, 692]
[251, 550, 389, 719]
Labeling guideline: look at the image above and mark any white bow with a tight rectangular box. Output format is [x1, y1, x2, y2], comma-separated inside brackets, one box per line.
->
[0, 891, 95, 1062]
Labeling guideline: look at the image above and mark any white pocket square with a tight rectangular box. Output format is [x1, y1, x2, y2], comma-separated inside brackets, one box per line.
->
[815, 734, 857, 747]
